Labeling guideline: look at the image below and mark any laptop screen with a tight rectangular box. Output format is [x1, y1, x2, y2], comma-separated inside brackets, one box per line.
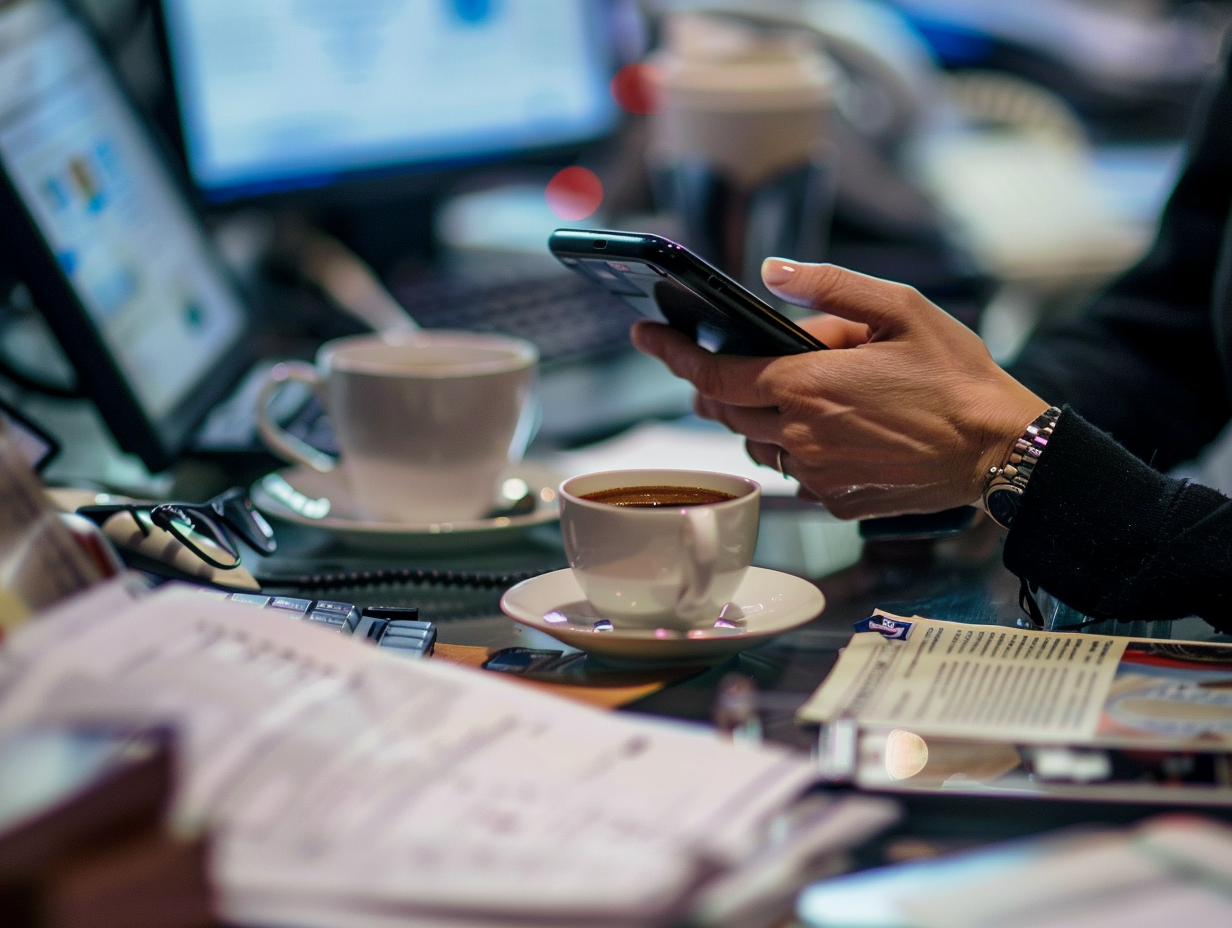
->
[159, 0, 620, 200]
[0, 0, 246, 424]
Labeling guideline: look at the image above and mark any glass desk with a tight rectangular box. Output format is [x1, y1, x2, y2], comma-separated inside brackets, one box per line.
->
[253, 502, 1224, 743]
[250, 498, 1232, 863]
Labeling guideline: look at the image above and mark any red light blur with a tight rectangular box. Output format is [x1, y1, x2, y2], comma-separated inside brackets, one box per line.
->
[610, 63, 659, 115]
[545, 166, 604, 221]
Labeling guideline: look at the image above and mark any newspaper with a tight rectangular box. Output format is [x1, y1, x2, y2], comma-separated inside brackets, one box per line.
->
[0, 583, 896, 927]
[799, 611, 1232, 750]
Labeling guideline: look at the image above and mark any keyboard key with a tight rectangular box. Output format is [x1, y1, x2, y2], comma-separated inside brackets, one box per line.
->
[312, 601, 361, 631]
[268, 597, 312, 614]
[381, 625, 436, 657]
[379, 639, 430, 658]
[230, 593, 271, 608]
[311, 600, 353, 615]
[362, 606, 421, 622]
[387, 619, 433, 634]
[351, 614, 389, 641]
[383, 629, 432, 643]
[308, 608, 349, 630]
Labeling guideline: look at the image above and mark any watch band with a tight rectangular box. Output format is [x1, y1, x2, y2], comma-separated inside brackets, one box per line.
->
[982, 405, 1062, 529]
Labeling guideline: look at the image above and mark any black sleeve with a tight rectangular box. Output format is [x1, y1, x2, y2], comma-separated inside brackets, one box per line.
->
[1004, 409, 1232, 629]
[1006, 46, 1232, 472]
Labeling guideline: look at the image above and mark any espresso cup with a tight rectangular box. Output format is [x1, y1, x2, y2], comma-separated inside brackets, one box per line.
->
[255, 332, 537, 523]
[559, 469, 760, 630]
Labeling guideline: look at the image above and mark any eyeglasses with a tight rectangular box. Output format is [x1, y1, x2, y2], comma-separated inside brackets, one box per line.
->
[77, 488, 276, 571]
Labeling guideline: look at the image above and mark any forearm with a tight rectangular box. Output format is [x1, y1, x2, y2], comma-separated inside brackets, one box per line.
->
[1004, 409, 1232, 629]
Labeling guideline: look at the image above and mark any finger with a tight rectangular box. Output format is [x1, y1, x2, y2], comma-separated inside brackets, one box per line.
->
[761, 259, 915, 332]
[693, 397, 782, 444]
[630, 320, 779, 407]
[796, 313, 871, 350]
[745, 439, 784, 474]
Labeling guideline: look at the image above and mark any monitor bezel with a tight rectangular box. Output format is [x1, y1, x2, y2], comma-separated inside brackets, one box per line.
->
[150, 0, 625, 206]
[0, 0, 258, 472]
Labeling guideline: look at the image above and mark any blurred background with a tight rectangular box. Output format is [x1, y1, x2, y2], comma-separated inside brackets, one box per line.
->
[76, 0, 1227, 341]
[1, 0, 1229, 487]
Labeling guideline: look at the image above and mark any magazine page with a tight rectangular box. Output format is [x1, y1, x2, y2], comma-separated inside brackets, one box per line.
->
[800, 612, 1232, 750]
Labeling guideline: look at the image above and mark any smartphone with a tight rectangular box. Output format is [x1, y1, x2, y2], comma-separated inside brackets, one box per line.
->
[859, 505, 981, 540]
[548, 229, 827, 356]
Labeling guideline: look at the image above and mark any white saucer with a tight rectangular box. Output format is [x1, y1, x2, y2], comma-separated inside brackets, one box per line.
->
[251, 462, 561, 553]
[500, 567, 825, 664]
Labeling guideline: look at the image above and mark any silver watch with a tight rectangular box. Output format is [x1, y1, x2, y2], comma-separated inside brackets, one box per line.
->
[982, 406, 1062, 529]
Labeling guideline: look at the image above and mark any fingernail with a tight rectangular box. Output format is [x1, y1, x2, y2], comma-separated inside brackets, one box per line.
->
[761, 257, 798, 287]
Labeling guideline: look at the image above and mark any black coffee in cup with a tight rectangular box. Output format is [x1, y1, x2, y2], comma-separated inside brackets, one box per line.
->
[581, 485, 737, 508]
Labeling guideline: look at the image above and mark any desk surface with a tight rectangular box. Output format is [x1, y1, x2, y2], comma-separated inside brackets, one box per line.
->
[254, 502, 1228, 773]
[254, 495, 1232, 873]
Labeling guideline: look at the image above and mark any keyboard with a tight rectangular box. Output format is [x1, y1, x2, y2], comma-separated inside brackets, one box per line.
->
[199, 589, 436, 659]
[391, 270, 643, 364]
[198, 268, 646, 456]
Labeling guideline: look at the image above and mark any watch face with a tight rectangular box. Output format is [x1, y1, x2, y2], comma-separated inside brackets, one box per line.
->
[986, 486, 1022, 528]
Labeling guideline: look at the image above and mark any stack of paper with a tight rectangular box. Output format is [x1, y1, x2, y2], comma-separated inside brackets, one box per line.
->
[0, 583, 895, 927]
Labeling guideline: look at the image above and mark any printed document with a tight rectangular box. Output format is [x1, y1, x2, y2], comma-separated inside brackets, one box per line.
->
[0, 583, 847, 927]
[800, 612, 1232, 749]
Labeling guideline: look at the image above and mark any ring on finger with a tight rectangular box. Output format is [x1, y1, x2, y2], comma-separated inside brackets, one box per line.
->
[776, 446, 787, 477]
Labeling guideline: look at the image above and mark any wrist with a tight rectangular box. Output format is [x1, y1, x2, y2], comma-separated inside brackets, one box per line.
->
[974, 395, 1051, 493]
[981, 404, 1062, 528]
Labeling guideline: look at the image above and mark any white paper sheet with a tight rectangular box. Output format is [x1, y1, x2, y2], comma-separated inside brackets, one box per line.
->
[0, 585, 825, 926]
[799, 614, 1126, 742]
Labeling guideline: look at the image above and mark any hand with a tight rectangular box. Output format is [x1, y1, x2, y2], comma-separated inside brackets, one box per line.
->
[630, 260, 1049, 519]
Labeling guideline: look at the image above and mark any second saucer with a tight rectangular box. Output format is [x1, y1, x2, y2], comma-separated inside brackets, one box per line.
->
[251, 462, 561, 553]
[500, 567, 825, 664]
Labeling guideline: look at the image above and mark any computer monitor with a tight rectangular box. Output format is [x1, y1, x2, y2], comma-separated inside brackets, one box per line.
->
[156, 0, 623, 203]
[0, 0, 255, 470]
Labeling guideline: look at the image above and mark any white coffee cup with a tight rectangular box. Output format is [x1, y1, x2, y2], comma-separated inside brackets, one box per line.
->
[559, 469, 760, 630]
[647, 13, 835, 188]
[255, 332, 538, 523]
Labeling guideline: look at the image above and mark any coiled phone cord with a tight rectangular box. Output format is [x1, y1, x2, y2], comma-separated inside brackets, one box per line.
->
[259, 565, 553, 592]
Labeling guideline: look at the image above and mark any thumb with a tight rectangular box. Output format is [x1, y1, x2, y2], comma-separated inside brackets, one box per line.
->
[761, 259, 912, 332]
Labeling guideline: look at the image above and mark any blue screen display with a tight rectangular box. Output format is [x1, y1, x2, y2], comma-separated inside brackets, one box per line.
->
[160, 0, 620, 200]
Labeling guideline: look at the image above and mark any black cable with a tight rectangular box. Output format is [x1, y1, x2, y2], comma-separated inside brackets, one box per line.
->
[257, 566, 554, 591]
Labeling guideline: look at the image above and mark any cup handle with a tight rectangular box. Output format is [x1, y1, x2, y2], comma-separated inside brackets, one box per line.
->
[677, 507, 719, 617]
[255, 362, 337, 473]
